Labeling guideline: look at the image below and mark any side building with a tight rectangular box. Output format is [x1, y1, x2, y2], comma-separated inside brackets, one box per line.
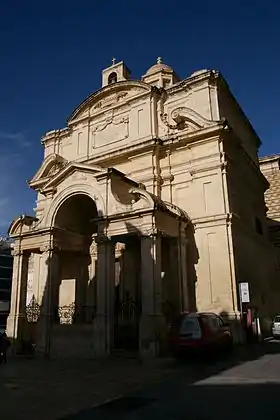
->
[259, 154, 280, 319]
[259, 154, 280, 246]
[0, 238, 13, 332]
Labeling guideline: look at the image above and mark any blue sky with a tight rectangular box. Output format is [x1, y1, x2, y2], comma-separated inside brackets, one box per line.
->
[0, 1, 279, 235]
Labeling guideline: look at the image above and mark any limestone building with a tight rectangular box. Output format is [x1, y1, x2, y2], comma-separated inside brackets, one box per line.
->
[7, 58, 277, 358]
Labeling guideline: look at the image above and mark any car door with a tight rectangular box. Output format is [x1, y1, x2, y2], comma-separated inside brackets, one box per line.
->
[215, 315, 231, 347]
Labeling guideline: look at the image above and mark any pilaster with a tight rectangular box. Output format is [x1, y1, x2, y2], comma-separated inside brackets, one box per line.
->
[139, 232, 166, 359]
[6, 249, 30, 348]
[178, 225, 189, 312]
[36, 245, 60, 357]
[93, 235, 115, 356]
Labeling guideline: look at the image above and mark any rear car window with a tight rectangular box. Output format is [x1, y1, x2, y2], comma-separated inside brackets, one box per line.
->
[274, 316, 280, 323]
[179, 315, 202, 339]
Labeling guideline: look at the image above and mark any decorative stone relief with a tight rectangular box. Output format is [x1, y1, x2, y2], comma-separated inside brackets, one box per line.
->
[92, 115, 129, 148]
[160, 106, 213, 132]
[48, 162, 65, 177]
[72, 172, 88, 181]
[93, 92, 128, 110]
[27, 254, 34, 291]
[89, 241, 97, 255]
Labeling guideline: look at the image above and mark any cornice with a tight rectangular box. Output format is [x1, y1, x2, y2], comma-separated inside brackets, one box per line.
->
[67, 80, 152, 124]
[223, 129, 269, 191]
[167, 69, 219, 96]
[41, 128, 70, 144]
[192, 213, 232, 229]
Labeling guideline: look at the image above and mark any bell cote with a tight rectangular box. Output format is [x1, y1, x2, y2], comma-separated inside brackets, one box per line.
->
[102, 58, 131, 87]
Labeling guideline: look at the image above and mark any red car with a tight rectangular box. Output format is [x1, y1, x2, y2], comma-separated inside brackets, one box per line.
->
[168, 312, 233, 359]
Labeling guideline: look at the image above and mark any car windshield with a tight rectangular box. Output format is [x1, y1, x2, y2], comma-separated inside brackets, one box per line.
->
[179, 315, 202, 339]
[274, 316, 280, 323]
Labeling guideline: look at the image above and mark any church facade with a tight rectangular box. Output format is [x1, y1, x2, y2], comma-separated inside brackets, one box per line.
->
[7, 58, 278, 358]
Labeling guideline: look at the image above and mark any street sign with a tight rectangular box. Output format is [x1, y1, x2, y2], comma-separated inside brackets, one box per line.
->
[239, 282, 250, 303]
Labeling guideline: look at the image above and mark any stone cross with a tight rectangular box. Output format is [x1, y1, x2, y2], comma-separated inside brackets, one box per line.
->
[157, 56, 162, 64]
[112, 57, 116, 65]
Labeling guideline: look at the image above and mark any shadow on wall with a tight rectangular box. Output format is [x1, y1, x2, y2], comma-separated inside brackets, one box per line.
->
[12, 194, 103, 357]
[186, 222, 199, 312]
[10, 194, 201, 358]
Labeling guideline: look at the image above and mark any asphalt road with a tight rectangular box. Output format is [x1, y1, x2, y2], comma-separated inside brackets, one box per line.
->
[62, 339, 280, 420]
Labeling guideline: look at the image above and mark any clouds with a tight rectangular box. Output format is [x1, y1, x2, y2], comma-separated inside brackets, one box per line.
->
[0, 127, 40, 235]
[0, 130, 32, 148]
[0, 198, 10, 232]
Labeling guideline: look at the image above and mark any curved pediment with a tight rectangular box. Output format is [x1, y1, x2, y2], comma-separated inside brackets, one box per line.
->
[8, 215, 38, 237]
[29, 154, 68, 190]
[161, 106, 217, 132]
[67, 81, 151, 124]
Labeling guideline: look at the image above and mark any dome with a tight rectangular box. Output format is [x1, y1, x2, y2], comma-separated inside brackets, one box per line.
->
[145, 57, 174, 76]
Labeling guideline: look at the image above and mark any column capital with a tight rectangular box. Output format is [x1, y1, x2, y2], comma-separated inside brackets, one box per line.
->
[140, 228, 162, 239]
[39, 244, 61, 254]
[93, 234, 112, 245]
[11, 248, 22, 257]
[11, 249, 30, 257]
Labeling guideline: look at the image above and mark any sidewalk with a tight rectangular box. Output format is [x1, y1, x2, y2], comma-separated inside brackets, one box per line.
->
[0, 356, 177, 420]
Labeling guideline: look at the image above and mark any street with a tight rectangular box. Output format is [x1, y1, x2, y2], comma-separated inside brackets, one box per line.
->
[62, 339, 280, 420]
[1, 339, 280, 419]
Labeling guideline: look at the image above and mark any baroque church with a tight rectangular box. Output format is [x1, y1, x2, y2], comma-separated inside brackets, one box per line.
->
[7, 58, 280, 358]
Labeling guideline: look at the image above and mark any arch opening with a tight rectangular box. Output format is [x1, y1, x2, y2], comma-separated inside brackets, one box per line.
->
[108, 71, 118, 84]
[54, 194, 98, 236]
[49, 194, 100, 357]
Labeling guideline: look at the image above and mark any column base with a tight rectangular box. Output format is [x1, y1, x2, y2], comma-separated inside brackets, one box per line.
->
[35, 315, 50, 357]
[93, 314, 113, 357]
[6, 314, 26, 354]
[139, 314, 167, 360]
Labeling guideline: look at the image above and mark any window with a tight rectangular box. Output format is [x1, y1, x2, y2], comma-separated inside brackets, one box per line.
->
[255, 217, 263, 235]
[0, 279, 11, 290]
[0, 256, 13, 268]
[203, 314, 221, 332]
[108, 72, 117, 84]
[0, 267, 12, 278]
[0, 290, 11, 300]
[179, 315, 202, 339]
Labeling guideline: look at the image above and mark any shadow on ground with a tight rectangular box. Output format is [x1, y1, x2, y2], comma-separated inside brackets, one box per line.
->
[59, 339, 280, 419]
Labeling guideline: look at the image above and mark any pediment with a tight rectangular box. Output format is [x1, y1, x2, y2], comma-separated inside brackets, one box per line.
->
[40, 162, 106, 194]
[29, 154, 68, 190]
[8, 215, 38, 237]
[68, 81, 151, 123]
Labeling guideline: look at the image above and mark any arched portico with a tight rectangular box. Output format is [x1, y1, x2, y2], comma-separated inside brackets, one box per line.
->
[7, 170, 190, 360]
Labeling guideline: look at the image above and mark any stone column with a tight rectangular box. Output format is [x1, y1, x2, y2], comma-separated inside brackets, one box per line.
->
[168, 238, 181, 315]
[36, 246, 60, 357]
[178, 226, 189, 312]
[6, 249, 30, 349]
[93, 237, 115, 356]
[139, 233, 165, 359]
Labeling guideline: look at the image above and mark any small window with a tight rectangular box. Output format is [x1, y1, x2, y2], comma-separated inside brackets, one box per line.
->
[255, 217, 263, 235]
[108, 72, 117, 84]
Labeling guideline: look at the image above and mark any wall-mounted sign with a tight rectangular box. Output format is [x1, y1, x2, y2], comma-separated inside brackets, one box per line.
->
[239, 282, 250, 303]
